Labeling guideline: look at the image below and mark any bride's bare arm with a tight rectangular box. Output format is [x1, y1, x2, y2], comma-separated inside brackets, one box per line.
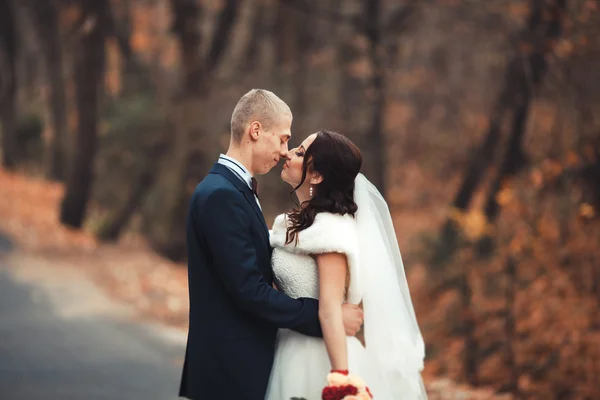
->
[316, 252, 349, 371]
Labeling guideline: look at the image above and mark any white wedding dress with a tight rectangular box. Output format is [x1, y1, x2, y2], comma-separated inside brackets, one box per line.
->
[265, 210, 427, 400]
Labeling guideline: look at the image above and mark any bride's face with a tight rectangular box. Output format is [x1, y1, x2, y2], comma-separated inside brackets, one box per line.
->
[281, 133, 317, 187]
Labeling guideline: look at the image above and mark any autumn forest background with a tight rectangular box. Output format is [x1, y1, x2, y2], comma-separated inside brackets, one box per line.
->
[0, 0, 599, 399]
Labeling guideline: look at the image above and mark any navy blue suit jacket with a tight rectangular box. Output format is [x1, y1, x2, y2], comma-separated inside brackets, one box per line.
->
[179, 163, 322, 400]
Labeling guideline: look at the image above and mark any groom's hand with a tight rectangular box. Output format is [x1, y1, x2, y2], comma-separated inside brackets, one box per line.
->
[341, 304, 364, 336]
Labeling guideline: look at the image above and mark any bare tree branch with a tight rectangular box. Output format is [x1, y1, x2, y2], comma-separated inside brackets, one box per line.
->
[206, 0, 241, 74]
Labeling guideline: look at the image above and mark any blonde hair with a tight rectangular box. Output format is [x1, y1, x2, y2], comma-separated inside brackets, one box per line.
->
[230, 89, 292, 143]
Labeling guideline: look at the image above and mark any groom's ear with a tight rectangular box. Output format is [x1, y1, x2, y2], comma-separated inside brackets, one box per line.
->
[249, 121, 261, 141]
[310, 173, 323, 185]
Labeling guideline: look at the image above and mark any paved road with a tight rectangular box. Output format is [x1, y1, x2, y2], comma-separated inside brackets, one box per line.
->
[0, 236, 187, 400]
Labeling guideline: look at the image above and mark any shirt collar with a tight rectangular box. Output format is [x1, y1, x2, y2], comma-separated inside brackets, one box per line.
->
[217, 154, 253, 188]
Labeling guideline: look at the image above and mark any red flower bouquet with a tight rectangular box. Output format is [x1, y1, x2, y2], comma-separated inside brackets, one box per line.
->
[321, 371, 373, 400]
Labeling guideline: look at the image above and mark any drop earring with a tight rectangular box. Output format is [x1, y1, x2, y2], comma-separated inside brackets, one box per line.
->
[309, 185, 314, 198]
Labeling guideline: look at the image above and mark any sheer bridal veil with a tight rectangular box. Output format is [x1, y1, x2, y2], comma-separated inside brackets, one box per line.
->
[354, 173, 427, 399]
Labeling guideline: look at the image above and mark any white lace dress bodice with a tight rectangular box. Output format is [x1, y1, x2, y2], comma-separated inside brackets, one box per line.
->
[272, 249, 319, 299]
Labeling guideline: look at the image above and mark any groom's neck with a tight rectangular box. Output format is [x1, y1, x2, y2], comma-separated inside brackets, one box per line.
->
[225, 146, 255, 176]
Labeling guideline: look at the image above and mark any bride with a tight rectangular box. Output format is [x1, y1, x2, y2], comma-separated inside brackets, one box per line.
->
[265, 130, 427, 400]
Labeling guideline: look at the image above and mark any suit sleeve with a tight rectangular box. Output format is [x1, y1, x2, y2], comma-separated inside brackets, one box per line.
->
[194, 188, 322, 337]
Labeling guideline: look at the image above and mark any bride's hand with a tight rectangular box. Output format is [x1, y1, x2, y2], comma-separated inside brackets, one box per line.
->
[341, 304, 363, 336]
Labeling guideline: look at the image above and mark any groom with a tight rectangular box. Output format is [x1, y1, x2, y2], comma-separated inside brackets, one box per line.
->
[179, 89, 364, 400]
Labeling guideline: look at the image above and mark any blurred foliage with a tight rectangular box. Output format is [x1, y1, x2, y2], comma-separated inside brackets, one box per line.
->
[93, 91, 166, 210]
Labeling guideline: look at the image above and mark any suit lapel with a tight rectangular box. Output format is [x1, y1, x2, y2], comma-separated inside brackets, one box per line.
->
[209, 163, 270, 243]
[242, 189, 270, 242]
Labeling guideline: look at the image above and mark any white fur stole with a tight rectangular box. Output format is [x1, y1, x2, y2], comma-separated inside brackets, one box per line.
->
[270, 212, 363, 304]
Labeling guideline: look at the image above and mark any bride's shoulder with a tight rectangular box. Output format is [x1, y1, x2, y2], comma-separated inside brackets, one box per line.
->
[312, 212, 356, 232]
[270, 212, 358, 254]
[271, 211, 356, 233]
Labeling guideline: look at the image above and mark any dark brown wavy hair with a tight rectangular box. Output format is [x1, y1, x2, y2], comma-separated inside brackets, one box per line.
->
[285, 130, 363, 245]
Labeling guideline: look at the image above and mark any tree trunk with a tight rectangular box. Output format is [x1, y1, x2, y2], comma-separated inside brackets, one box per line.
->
[106, 0, 153, 93]
[274, 0, 296, 70]
[0, 82, 17, 169]
[14, 0, 40, 109]
[476, 0, 566, 257]
[364, 0, 386, 194]
[0, 0, 18, 170]
[431, 0, 559, 265]
[150, 0, 205, 259]
[460, 262, 478, 385]
[335, 2, 364, 141]
[502, 256, 520, 396]
[96, 169, 155, 241]
[0, 76, 17, 170]
[60, 0, 107, 228]
[482, 91, 532, 219]
[151, 0, 241, 260]
[482, 0, 565, 222]
[97, 140, 166, 241]
[171, 0, 204, 94]
[242, 1, 266, 72]
[206, 0, 240, 75]
[27, 0, 69, 181]
[289, 0, 313, 136]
